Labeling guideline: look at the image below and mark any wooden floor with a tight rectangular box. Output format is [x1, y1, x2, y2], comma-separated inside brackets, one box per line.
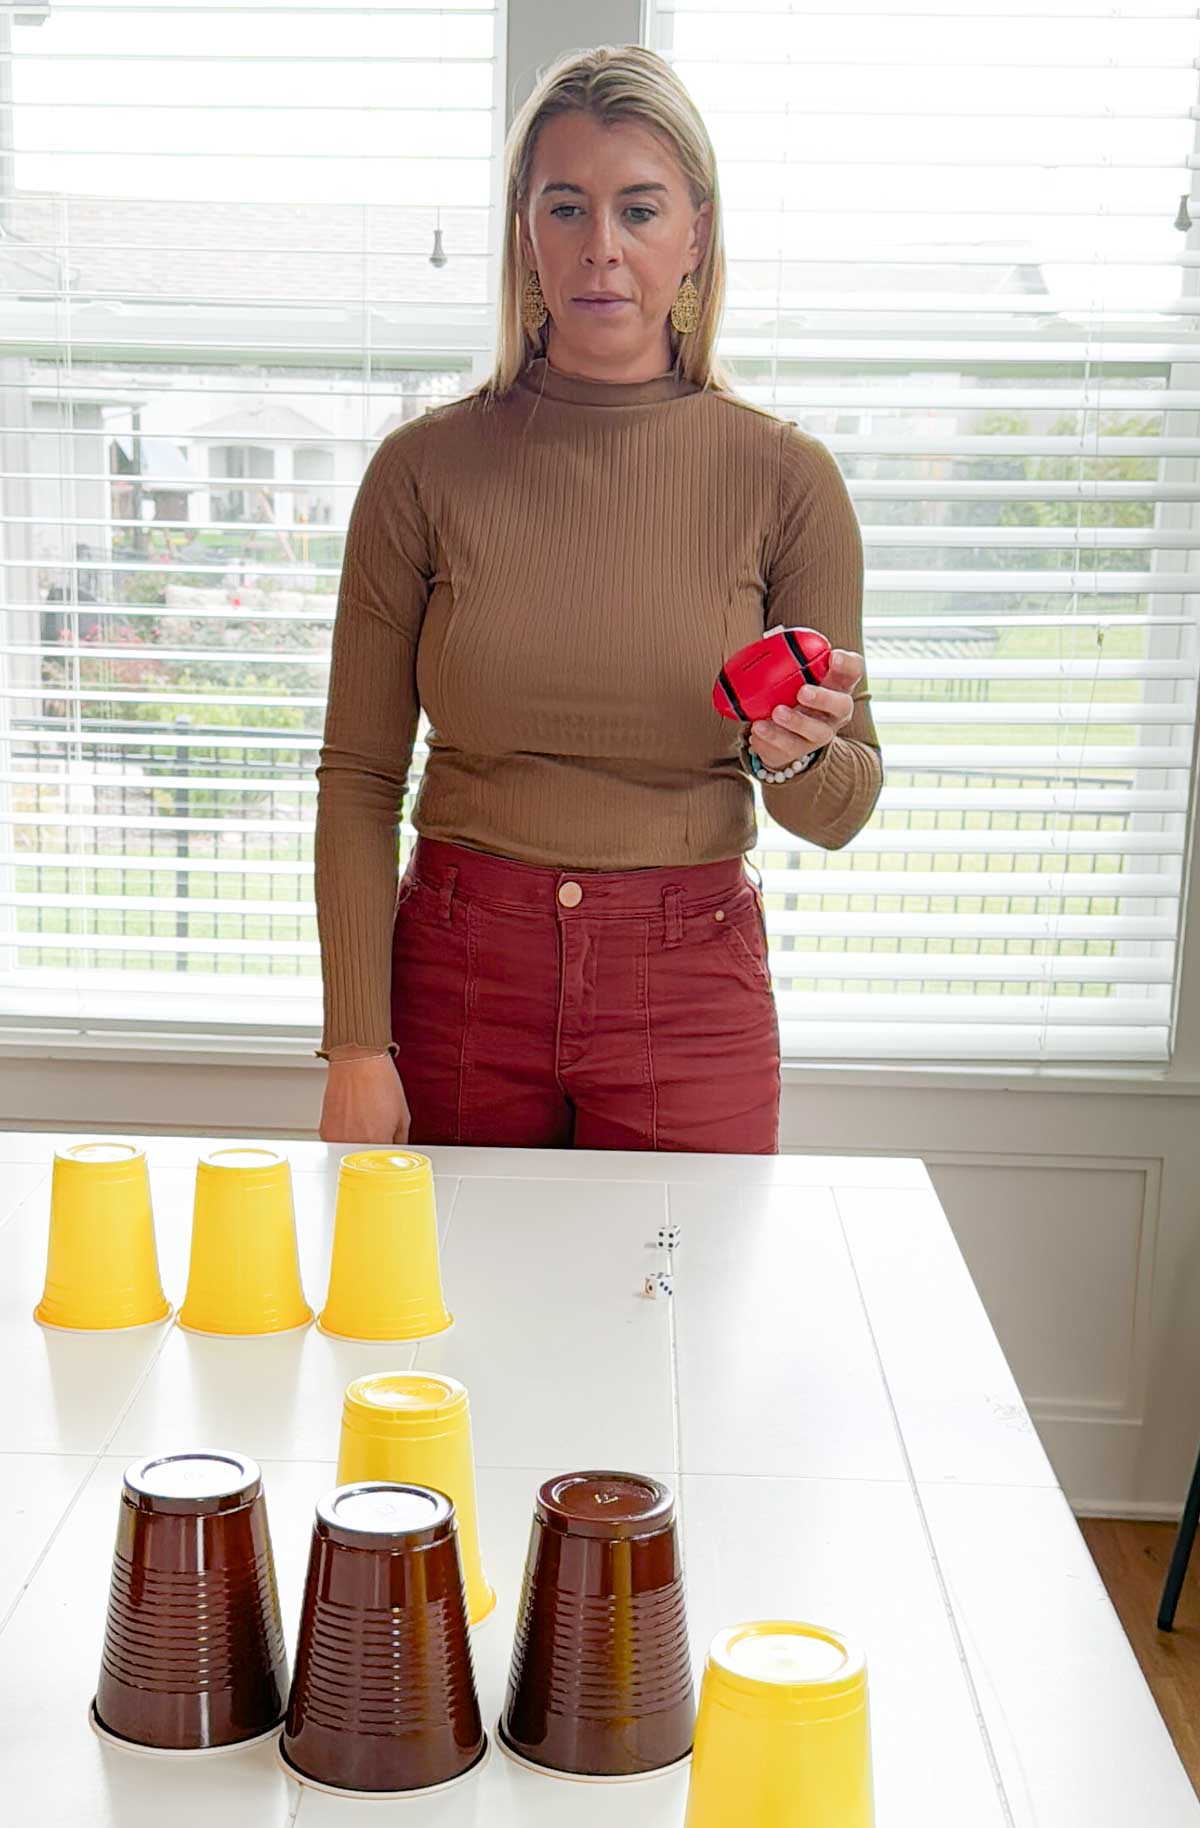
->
[1081, 1518, 1200, 1795]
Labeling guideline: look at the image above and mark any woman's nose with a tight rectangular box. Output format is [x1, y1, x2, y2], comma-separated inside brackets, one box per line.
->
[581, 218, 621, 264]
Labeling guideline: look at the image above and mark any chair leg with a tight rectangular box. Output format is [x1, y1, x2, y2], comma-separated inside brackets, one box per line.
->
[1158, 1441, 1200, 1631]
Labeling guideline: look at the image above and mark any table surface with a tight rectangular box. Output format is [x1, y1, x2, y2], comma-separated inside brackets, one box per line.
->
[0, 1133, 1196, 1827]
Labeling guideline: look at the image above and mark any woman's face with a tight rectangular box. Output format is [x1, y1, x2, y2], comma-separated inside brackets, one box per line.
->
[518, 110, 712, 383]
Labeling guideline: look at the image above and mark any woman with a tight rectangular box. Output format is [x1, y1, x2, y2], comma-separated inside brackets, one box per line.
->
[314, 44, 883, 1154]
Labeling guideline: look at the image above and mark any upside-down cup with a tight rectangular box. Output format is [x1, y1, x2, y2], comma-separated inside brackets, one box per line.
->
[336, 1373, 495, 1627]
[34, 1141, 171, 1331]
[178, 1146, 312, 1335]
[318, 1149, 451, 1342]
[499, 1472, 695, 1779]
[280, 1482, 487, 1796]
[683, 1622, 874, 1828]
[91, 1450, 288, 1754]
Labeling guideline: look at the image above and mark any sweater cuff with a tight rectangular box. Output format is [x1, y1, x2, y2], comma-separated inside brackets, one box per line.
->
[315, 1040, 400, 1064]
[762, 732, 843, 804]
[759, 731, 879, 846]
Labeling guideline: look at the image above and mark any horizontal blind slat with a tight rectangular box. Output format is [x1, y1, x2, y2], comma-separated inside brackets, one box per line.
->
[761, 952, 1171, 984]
[776, 1022, 1168, 1062]
[772, 992, 1172, 1025]
[5, 931, 316, 958]
[767, 912, 1175, 939]
[0, 852, 314, 875]
[762, 831, 1186, 856]
[756, 870, 1181, 897]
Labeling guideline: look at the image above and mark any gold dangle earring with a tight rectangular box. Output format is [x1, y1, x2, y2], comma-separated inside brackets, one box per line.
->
[670, 273, 701, 335]
[521, 269, 548, 333]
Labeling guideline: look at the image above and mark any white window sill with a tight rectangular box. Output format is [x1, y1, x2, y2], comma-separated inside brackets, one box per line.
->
[0, 1029, 1197, 1097]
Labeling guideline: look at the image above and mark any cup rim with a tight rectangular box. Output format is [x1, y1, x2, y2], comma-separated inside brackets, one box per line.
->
[315, 1479, 456, 1548]
[495, 1721, 692, 1785]
[177, 1311, 313, 1338]
[707, 1620, 867, 1700]
[33, 1303, 173, 1334]
[197, 1145, 289, 1172]
[317, 1312, 454, 1345]
[277, 1730, 489, 1798]
[89, 1700, 284, 1760]
[337, 1148, 433, 1179]
[340, 1369, 466, 1416]
[535, 1471, 676, 1540]
[123, 1447, 262, 1514]
[55, 1140, 146, 1168]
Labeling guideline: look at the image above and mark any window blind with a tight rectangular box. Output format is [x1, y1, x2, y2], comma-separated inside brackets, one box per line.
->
[0, 0, 500, 1046]
[649, 0, 1200, 1063]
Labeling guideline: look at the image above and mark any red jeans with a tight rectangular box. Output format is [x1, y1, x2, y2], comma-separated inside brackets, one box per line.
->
[389, 836, 780, 1154]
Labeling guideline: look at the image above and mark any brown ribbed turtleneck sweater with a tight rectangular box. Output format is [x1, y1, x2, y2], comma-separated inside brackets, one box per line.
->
[314, 354, 883, 1059]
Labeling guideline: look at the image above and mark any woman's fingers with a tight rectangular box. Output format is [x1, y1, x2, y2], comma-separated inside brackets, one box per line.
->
[751, 693, 850, 758]
[749, 718, 811, 768]
[745, 646, 866, 772]
[746, 650, 867, 771]
[824, 648, 865, 693]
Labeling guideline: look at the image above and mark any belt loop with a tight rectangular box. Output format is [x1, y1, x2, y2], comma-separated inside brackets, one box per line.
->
[743, 856, 764, 894]
[662, 884, 684, 948]
[438, 866, 458, 923]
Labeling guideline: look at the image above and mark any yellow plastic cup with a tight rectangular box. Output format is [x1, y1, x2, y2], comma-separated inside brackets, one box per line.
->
[336, 1373, 496, 1626]
[178, 1147, 313, 1336]
[34, 1141, 172, 1332]
[318, 1150, 452, 1342]
[683, 1621, 874, 1828]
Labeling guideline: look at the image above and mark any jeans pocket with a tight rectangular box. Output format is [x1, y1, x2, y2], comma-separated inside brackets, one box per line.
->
[689, 882, 773, 997]
[723, 916, 773, 995]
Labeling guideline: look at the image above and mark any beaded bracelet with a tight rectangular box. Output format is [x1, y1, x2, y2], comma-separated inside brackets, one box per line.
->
[744, 738, 825, 786]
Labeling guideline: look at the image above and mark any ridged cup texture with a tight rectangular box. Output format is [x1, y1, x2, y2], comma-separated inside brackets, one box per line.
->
[281, 1483, 486, 1795]
[500, 1472, 695, 1778]
[93, 1452, 288, 1751]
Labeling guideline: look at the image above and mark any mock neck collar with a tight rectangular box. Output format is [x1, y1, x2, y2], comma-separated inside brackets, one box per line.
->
[516, 354, 701, 408]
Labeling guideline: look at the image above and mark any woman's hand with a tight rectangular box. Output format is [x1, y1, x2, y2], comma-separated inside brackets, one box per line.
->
[319, 1055, 411, 1146]
[748, 648, 864, 773]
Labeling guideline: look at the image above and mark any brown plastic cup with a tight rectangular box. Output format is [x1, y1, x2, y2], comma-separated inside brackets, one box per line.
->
[280, 1482, 487, 1797]
[91, 1450, 288, 1754]
[499, 1471, 696, 1780]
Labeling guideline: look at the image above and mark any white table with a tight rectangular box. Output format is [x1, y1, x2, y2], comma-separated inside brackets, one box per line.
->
[0, 1133, 1196, 1826]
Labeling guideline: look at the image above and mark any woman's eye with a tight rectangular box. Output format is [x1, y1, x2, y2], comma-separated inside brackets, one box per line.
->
[549, 206, 655, 223]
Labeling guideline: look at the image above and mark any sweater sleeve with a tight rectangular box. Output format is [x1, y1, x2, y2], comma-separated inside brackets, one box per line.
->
[313, 428, 433, 1058]
[743, 421, 884, 850]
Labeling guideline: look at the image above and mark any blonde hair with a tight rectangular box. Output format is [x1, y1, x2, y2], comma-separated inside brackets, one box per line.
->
[462, 43, 770, 417]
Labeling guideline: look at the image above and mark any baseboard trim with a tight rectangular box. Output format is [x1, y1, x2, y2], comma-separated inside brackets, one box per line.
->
[1071, 1500, 1183, 1523]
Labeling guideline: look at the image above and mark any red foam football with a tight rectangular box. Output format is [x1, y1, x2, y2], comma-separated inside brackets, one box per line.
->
[712, 627, 833, 722]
